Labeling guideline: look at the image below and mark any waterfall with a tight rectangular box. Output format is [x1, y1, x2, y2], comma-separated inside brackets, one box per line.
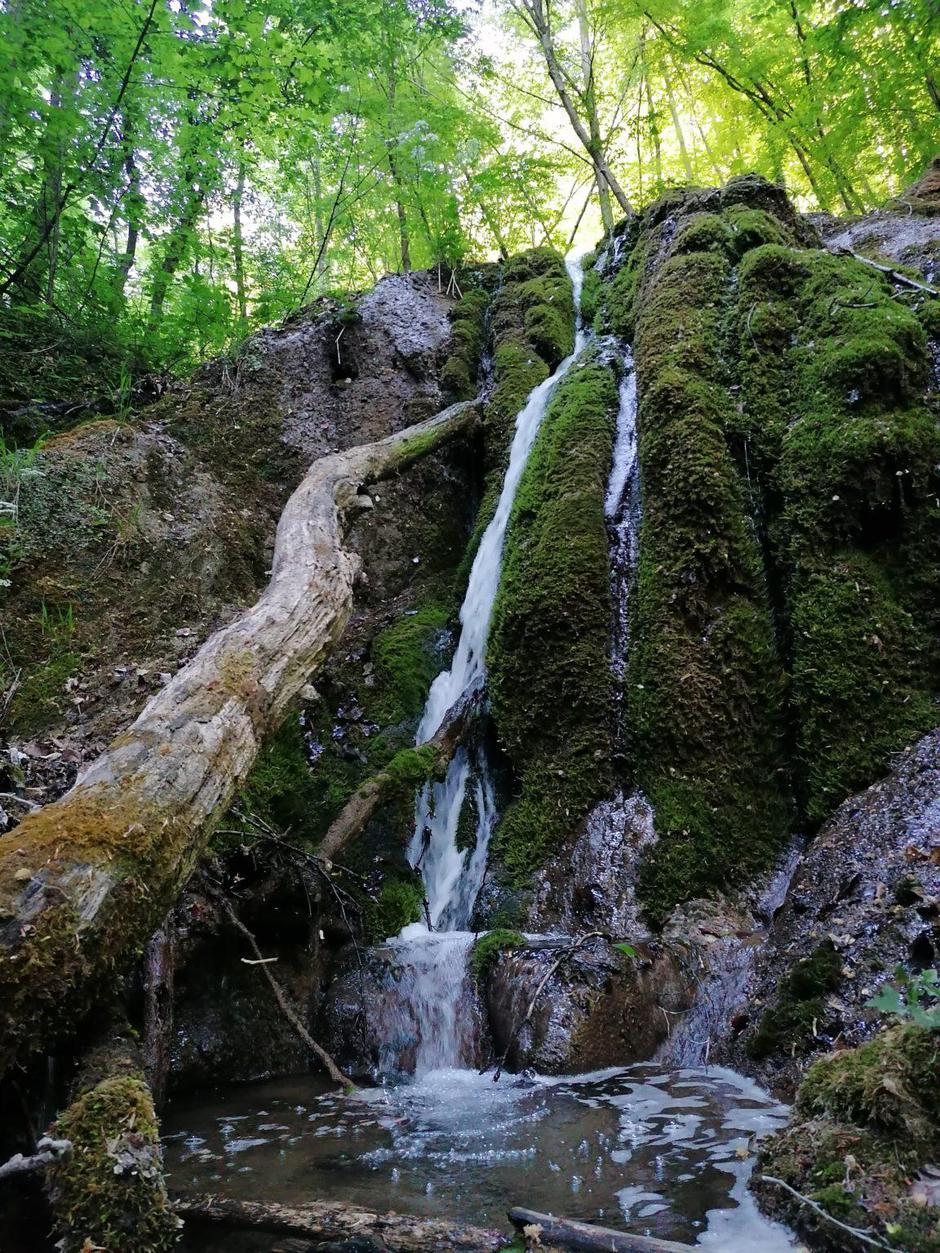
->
[407, 255, 588, 931]
[376, 256, 588, 1072]
[605, 351, 640, 694]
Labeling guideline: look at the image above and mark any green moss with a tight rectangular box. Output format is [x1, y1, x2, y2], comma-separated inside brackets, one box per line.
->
[440, 288, 490, 400]
[370, 603, 451, 725]
[672, 212, 733, 257]
[748, 944, 843, 1059]
[723, 205, 789, 255]
[756, 1026, 940, 1250]
[362, 874, 425, 943]
[623, 235, 790, 922]
[579, 266, 602, 329]
[9, 647, 78, 734]
[470, 928, 526, 980]
[47, 1044, 179, 1252]
[488, 357, 618, 881]
[797, 1024, 940, 1139]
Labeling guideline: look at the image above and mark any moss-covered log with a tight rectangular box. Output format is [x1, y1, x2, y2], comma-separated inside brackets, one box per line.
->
[46, 1024, 179, 1252]
[0, 398, 479, 1076]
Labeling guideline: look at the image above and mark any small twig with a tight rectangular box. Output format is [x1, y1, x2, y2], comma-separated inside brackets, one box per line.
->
[759, 1176, 895, 1250]
[0, 1138, 71, 1181]
[486, 932, 606, 1081]
[838, 248, 939, 296]
[218, 896, 352, 1088]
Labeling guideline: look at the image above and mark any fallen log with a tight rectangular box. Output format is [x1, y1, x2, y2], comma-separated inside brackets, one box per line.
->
[0, 1137, 71, 1182]
[175, 1194, 506, 1251]
[0, 398, 480, 1076]
[508, 1207, 695, 1252]
[46, 1022, 180, 1252]
[318, 682, 483, 863]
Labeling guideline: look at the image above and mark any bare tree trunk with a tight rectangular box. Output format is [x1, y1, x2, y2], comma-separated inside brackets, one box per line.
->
[311, 156, 329, 284]
[113, 142, 143, 303]
[232, 157, 248, 327]
[147, 186, 205, 332]
[575, 0, 613, 234]
[663, 75, 694, 183]
[0, 399, 480, 1079]
[513, 0, 633, 218]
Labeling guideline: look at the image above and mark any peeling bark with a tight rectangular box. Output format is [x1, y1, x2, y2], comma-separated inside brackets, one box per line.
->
[0, 398, 480, 1077]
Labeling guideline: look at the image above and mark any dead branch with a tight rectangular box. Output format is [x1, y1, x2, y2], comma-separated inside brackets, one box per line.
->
[0, 1138, 71, 1182]
[0, 397, 480, 1077]
[837, 248, 939, 296]
[508, 1207, 695, 1251]
[176, 1194, 505, 1250]
[218, 896, 352, 1088]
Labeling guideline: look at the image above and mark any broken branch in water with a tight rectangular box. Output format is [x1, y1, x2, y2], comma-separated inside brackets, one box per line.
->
[508, 1206, 695, 1251]
[217, 894, 352, 1088]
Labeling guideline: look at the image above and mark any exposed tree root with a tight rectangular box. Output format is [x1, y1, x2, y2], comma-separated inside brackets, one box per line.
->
[0, 397, 480, 1077]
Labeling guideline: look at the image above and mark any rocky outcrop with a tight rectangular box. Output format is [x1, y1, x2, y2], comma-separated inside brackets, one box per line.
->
[724, 728, 940, 1094]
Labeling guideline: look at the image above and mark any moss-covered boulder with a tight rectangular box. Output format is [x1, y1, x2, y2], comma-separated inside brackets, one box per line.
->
[754, 1026, 940, 1250]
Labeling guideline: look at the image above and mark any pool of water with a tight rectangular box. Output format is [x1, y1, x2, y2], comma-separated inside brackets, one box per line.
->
[163, 1063, 796, 1248]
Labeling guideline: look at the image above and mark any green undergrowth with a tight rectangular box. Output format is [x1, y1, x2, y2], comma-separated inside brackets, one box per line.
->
[362, 872, 425, 944]
[756, 1026, 940, 1249]
[488, 356, 618, 882]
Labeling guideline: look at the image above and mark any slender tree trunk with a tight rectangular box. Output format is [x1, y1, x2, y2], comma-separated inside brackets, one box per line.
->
[147, 187, 205, 332]
[232, 157, 248, 327]
[113, 138, 143, 303]
[645, 77, 663, 189]
[575, 0, 613, 234]
[515, 0, 633, 218]
[311, 157, 329, 284]
[384, 66, 411, 273]
[663, 75, 694, 183]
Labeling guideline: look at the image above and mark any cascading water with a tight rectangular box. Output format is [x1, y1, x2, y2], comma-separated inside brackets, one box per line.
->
[164, 257, 800, 1250]
[380, 256, 589, 1073]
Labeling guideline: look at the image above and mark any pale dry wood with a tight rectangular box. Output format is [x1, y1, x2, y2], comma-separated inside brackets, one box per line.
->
[508, 1207, 695, 1252]
[0, 398, 480, 1075]
[175, 1194, 505, 1251]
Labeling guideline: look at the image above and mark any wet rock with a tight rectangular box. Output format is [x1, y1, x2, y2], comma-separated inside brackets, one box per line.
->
[526, 791, 657, 940]
[722, 728, 940, 1094]
[484, 936, 689, 1073]
[323, 936, 489, 1079]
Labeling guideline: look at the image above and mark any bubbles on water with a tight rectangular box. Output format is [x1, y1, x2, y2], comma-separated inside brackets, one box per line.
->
[163, 1062, 796, 1248]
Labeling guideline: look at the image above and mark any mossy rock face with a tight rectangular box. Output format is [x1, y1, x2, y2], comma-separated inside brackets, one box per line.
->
[598, 176, 939, 922]
[748, 943, 843, 1060]
[470, 928, 526, 980]
[440, 287, 490, 400]
[488, 356, 618, 882]
[607, 190, 791, 923]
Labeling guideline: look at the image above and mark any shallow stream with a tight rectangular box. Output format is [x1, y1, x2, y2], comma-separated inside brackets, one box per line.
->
[163, 1062, 797, 1248]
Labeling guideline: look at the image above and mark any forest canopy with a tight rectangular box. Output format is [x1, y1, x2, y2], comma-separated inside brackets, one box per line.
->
[0, 0, 936, 392]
